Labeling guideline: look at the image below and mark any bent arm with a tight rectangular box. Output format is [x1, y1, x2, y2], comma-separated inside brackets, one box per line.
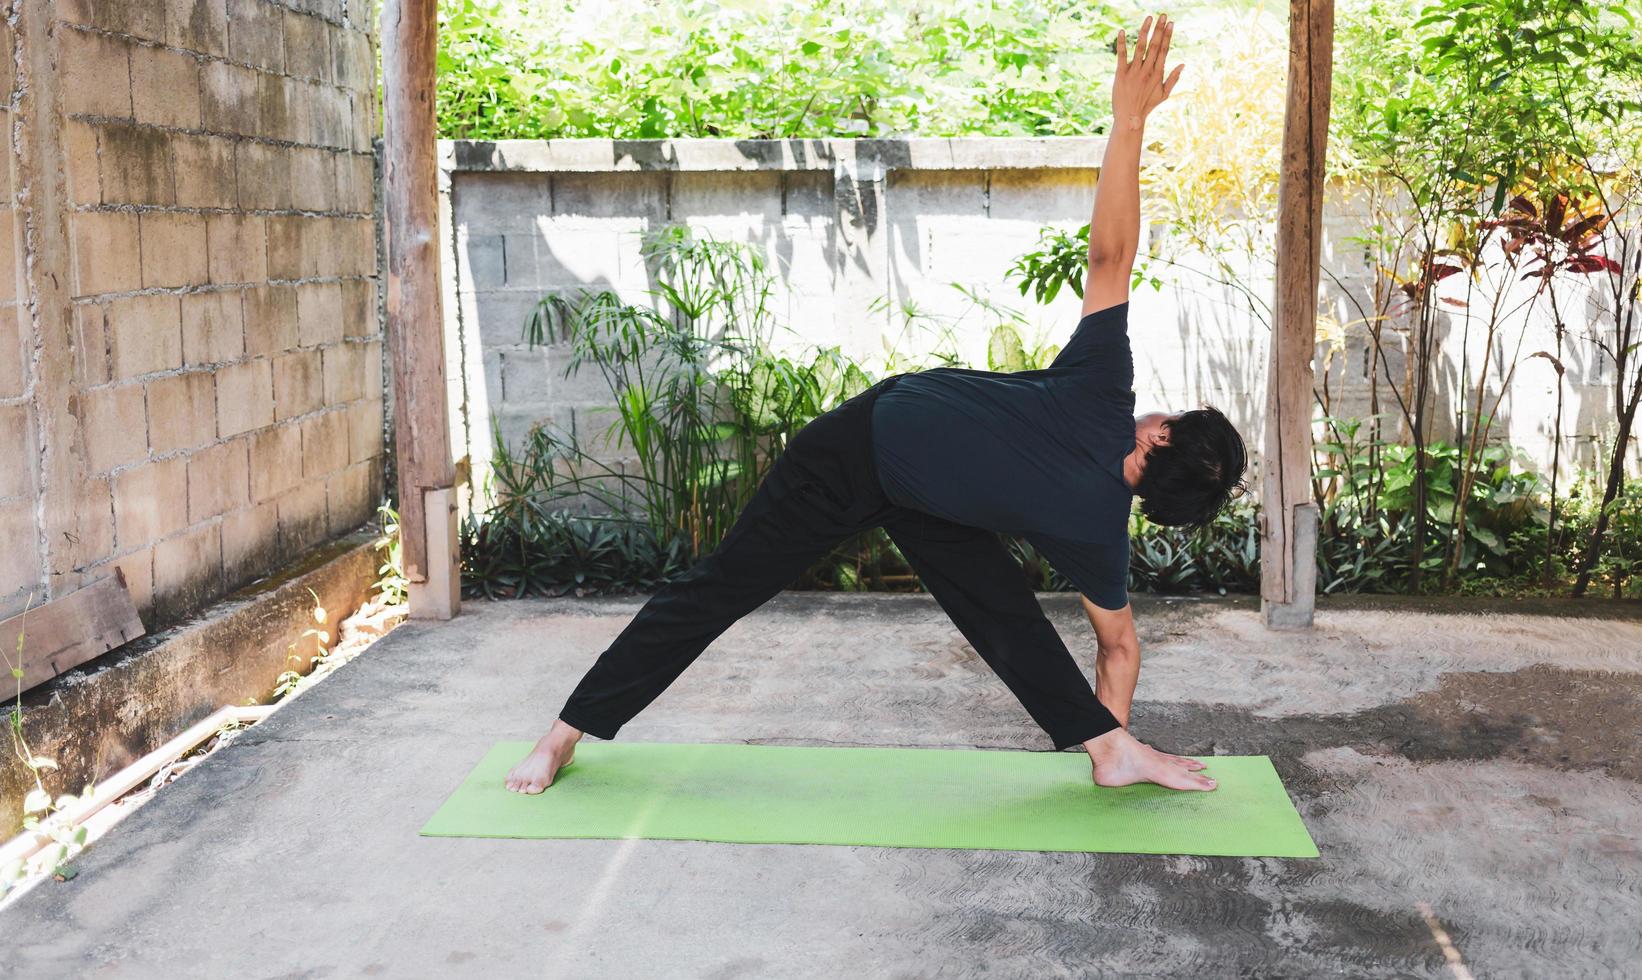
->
[1082, 596, 1140, 727]
[1081, 14, 1183, 316]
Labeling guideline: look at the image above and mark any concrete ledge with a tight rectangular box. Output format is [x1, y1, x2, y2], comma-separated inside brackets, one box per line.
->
[442, 136, 1110, 174]
[1, 530, 382, 834]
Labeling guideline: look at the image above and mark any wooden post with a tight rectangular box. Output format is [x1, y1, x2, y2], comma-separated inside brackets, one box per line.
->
[381, 0, 459, 620]
[1261, 0, 1334, 629]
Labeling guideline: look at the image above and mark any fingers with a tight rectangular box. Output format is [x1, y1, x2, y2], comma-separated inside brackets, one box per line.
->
[1133, 15, 1154, 66]
[1115, 28, 1127, 68]
[1163, 63, 1184, 98]
[1154, 16, 1173, 72]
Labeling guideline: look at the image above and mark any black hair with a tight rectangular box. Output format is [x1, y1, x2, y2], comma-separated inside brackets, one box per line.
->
[1133, 406, 1248, 529]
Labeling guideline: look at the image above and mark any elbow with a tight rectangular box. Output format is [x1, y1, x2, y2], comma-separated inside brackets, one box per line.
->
[1086, 247, 1134, 272]
[1097, 639, 1140, 663]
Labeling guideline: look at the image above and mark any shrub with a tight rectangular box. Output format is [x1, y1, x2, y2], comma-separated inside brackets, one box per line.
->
[438, 0, 1125, 140]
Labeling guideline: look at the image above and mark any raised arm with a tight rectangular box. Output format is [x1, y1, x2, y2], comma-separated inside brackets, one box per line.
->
[1081, 14, 1183, 316]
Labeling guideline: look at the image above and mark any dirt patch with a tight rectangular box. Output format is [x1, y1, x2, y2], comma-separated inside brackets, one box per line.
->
[1394, 665, 1642, 782]
[1133, 664, 1642, 785]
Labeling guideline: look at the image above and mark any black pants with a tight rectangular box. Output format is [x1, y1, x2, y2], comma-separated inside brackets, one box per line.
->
[558, 377, 1121, 751]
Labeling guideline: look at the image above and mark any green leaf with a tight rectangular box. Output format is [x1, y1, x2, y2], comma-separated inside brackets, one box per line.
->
[1469, 526, 1505, 555]
[23, 789, 50, 814]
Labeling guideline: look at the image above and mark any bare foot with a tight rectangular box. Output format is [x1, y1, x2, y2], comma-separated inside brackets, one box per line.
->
[505, 720, 583, 795]
[1084, 727, 1216, 791]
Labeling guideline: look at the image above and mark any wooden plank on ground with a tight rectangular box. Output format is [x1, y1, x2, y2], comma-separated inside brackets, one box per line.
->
[1, 573, 145, 693]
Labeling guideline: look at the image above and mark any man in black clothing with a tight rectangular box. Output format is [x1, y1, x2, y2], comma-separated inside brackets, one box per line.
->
[507, 13, 1246, 795]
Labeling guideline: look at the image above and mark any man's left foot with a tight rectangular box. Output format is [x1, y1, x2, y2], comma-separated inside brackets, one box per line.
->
[505, 721, 583, 794]
[1084, 727, 1216, 791]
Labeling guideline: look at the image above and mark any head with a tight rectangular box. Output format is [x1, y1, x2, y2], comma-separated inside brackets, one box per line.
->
[1131, 407, 1248, 529]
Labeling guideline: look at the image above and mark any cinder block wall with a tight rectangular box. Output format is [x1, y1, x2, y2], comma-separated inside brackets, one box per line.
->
[441, 139, 1635, 507]
[0, 15, 33, 610]
[0, 0, 384, 626]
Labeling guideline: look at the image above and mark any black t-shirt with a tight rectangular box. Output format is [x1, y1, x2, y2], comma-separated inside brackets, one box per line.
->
[870, 302, 1136, 609]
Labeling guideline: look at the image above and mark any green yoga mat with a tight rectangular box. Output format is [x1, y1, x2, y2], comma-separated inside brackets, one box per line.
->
[421, 742, 1318, 857]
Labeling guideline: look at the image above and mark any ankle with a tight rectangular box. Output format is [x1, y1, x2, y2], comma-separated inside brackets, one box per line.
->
[542, 719, 584, 749]
[1082, 726, 1130, 764]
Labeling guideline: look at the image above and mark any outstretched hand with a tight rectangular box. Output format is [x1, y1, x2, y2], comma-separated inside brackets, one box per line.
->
[1111, 13, 1184, 134]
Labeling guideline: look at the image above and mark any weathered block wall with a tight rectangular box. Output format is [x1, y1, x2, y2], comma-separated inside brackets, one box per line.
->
[0, 0, 383, 626]
[0, 14, 35, 613]
[441, 138, 1635, 509]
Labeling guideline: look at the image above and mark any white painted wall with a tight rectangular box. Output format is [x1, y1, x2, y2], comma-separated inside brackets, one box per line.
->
[438, 137, 1636, 505]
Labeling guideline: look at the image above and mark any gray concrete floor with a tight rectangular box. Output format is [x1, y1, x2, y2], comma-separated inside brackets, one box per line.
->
[5, 593, 1642, 978]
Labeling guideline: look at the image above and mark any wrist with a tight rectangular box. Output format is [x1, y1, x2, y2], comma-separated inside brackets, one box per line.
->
[1106, 117, 1146, 142]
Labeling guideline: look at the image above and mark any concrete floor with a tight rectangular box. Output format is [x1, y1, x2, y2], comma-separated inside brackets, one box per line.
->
[5, 593, 1641, 978]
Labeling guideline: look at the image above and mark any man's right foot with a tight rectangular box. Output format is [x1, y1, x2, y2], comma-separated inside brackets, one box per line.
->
[504, 721, 583, 795]
[1084, 727, 1217, 791]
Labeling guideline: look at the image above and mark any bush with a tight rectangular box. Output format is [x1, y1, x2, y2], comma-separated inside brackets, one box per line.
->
[438, 0, 1124, 140]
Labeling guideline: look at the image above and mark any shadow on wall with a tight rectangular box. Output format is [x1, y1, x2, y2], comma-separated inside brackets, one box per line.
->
[1162, 275, 1265, 445]
[451, 171, 624, 515]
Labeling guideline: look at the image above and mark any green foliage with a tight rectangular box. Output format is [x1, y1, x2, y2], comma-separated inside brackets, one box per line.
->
[986, 321, 1060, 372]
[1111, 426, 1592, 599]
[372, 505, 409, 607]
[1006, 222, 1165, 308]
[271, 589, 332, 700]
[437, 0, 1125, 140]
[512, 227, 872, 560]
[1007, 224, 1090, 305]
[466, 227, 885, 596]
[1334, 0, 1640, 204]
[462, 507, 690, 599]
[4, 600, 91, 892]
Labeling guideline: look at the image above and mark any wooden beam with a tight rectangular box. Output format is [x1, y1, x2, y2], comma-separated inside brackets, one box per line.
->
[2, 573, 145, 694]
[1261, 0, 1335, 629]
[381, 0, 459, 620]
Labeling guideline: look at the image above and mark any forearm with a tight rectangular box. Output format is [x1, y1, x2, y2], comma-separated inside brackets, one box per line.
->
[1087, 124, 1144, 268]
[1094, 644, 1139, 727]
[1086, 14, 1179, 274]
